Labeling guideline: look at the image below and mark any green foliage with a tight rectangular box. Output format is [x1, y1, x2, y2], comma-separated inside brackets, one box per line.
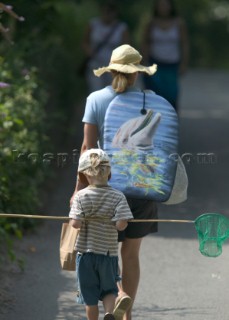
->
[0, 218, 24, 270]
[175, 0, 229, 68]
[0, 55, 48, 265]
[3, 0, 100, 141]
[0, 55, 48, 212]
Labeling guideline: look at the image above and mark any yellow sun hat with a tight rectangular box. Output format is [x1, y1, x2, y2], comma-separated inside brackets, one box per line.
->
[94, 44, 157, 77]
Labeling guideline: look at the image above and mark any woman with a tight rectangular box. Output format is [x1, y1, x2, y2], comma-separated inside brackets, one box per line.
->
[142, 0, 189, 111]
[70, 44, 158, 320]
[81, 1, 130, 93]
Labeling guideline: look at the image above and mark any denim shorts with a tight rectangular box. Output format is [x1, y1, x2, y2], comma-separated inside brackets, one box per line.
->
[77, 252, 119, 306]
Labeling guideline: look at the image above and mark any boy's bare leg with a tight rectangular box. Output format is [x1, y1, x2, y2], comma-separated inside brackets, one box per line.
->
[103, 293, 116, 314]
[86, 305, 99, 320]
[121, 237, 143, 320]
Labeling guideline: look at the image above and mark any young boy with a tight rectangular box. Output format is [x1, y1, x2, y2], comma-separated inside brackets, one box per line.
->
[69, 148, 133, 320]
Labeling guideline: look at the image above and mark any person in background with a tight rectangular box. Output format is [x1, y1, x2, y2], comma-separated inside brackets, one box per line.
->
[141, 0, 189, 111]
[70, 148, 133, 320]
[81, 1, 130, 93]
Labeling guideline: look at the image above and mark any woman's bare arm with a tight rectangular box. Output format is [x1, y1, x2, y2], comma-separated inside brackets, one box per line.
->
[70, 123, 99, 206]
[179, 18, 189, 75]
[141, 21, 153, 64]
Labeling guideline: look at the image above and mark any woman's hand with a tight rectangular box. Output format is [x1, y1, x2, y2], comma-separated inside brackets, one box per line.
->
[70, 219, 81, 229]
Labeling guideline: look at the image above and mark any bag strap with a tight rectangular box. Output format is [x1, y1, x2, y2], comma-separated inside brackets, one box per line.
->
[140, 90, 147, 115]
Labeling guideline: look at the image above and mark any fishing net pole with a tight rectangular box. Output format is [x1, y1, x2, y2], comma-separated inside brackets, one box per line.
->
[1, 212, 229, 258]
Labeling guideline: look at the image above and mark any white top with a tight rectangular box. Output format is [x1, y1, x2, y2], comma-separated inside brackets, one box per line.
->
[69, 185, 133, 256]
[150, 24, 180, 63]
[88, 17, 128, 68]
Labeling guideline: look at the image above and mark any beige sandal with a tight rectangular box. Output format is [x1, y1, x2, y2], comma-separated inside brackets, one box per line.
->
[113, 295, 132, 320]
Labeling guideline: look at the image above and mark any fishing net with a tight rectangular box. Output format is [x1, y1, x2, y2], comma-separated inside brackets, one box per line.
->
[195, 213, 229, 257]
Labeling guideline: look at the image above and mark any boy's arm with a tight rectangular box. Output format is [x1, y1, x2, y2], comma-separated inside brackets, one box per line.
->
[69, 194, 84, 229]
[112, 195, 134, 231]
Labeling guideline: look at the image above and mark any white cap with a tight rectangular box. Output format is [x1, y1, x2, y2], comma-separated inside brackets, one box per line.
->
[78, 149, 110, 172]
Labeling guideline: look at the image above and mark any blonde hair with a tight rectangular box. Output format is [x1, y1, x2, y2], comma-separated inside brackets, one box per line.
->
[82, 153, 111, 178]
[112, 72, 129, 93]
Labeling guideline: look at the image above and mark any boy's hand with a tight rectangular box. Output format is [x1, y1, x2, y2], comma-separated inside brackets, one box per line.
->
[116, 220, 128, 231]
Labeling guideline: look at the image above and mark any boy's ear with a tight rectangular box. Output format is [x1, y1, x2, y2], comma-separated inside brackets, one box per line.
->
[78, 172, 89, 185]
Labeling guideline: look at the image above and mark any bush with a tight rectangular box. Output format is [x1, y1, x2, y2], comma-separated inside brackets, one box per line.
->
[0, 55, 48, 265]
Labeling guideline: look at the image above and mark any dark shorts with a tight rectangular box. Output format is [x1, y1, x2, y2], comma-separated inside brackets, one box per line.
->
[118, 197, 158, 241]
[77, 253, 119, 306]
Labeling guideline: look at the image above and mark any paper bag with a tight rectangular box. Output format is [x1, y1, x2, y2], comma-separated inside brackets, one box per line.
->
[60, 223, 79, 271]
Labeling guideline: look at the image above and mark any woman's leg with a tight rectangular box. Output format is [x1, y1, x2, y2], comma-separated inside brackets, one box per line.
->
[86, 305, 99, 320]
[121, 237, 143, 320]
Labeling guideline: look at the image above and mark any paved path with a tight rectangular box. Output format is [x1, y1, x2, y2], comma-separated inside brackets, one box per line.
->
[1, 69, 229, 320]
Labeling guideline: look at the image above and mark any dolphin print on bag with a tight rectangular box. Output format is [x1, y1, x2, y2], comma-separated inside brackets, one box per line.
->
[104, 90, 179, 202]
[112, 110, 162, 150]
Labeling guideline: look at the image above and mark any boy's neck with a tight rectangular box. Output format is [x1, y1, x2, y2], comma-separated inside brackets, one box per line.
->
[87, 176, 108, 187]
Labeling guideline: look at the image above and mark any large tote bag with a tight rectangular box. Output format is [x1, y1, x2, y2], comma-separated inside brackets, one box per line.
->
[60, 223, 79, 271]
[104, 90, 179, 202]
